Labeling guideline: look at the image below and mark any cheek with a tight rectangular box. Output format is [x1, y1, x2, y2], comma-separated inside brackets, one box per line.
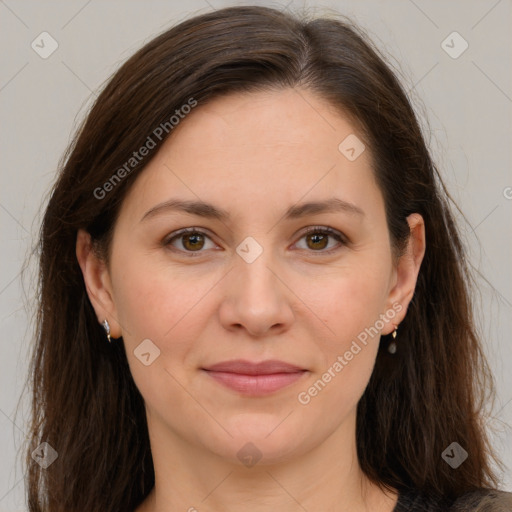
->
[298, 255, 390, 396]
[110, 257, 214, 410]
[296, 276, 385, 420]
[111, 250, 217, 342]
[305, 257, 391, 343]
[110, 253, 226, 391]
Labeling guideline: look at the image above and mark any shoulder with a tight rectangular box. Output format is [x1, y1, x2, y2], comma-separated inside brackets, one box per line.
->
[393, 489, 448, 511]
[394, 488, 512, 512]
[449, 489, 512, 511]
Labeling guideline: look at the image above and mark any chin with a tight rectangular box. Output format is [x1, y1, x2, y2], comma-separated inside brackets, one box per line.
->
[207, 418, 313, 467]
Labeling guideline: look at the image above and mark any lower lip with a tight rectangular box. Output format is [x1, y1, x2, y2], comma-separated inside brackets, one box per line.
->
[203, 370, 307, 396]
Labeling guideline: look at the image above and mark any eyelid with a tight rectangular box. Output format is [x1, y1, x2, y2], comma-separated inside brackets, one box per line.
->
[298, 225, 347, 243]
[162, 226, 215, 244]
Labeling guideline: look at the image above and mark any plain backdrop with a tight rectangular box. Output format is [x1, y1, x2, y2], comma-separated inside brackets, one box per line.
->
[0, 0, 511, 510]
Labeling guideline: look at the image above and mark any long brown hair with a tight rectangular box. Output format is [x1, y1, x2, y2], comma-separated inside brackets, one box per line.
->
[25, 5, 502, 511]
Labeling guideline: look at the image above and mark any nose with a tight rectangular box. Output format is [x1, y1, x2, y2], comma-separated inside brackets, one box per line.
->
[218, 246, 295, 338]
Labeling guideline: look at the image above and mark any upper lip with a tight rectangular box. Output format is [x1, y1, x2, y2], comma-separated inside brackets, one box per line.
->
[203, 359, 306, 375]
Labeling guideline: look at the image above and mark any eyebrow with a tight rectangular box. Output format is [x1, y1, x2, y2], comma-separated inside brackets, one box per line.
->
[140, 197, 365, 223]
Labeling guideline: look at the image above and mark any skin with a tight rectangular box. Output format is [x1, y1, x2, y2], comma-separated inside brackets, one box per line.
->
[77, 87, 426, 512]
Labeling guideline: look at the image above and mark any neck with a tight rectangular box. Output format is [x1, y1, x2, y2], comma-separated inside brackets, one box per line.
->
[137, 408, 398, 512]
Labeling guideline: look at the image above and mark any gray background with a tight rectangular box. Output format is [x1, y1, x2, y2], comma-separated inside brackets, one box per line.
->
[1, 0, 511, 509]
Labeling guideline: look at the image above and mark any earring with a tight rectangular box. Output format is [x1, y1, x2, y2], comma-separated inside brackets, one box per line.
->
[102, 319, 112, 343]
[387, 324, 398, 354]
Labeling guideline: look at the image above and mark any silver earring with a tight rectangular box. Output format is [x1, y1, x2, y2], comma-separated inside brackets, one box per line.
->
[387, 325, 398, 354]
[102, 319, 112, 343]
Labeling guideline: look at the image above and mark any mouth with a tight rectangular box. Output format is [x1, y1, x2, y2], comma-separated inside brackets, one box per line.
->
[201, 359, 308, 396]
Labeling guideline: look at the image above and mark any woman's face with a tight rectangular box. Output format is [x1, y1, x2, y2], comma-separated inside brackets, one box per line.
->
[80, 88, 424, 466]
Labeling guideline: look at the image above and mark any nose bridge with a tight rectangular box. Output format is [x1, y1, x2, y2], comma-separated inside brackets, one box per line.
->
[234, 234, 280, 301]
[219, 234, 294, 335]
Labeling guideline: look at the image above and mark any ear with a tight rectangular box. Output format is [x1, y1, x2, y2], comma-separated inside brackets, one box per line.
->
[76, 229, 122, 338]
[382, 213, 426, 335]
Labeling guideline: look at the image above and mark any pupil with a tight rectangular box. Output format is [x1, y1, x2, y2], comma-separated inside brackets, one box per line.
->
[185, 234, 203, 250]
[309, 233, 327, 250]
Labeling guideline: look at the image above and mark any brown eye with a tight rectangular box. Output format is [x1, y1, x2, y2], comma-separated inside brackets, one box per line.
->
[295, 227, 346, 254]
[306, 232, 329, 250]
[181, 232, 205, 251]
[164, 228, 216, 255]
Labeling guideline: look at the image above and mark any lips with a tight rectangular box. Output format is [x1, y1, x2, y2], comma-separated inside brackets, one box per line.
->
[204, 359, 305, 375]
[202, 359, 307, 395]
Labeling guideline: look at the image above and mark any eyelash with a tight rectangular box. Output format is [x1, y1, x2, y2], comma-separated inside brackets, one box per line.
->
[162, 226, 347, 257]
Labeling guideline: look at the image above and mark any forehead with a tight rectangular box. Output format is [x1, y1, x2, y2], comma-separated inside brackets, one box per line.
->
[118, 88, 381, 224]
[166, 88, 365, 163]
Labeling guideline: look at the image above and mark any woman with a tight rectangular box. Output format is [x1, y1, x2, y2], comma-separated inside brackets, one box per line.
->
[26, 5, 511, 512]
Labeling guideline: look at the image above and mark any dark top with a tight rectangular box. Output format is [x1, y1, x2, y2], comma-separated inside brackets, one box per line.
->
[130, 488, 512, 511]
[393, 488, 512, 511]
